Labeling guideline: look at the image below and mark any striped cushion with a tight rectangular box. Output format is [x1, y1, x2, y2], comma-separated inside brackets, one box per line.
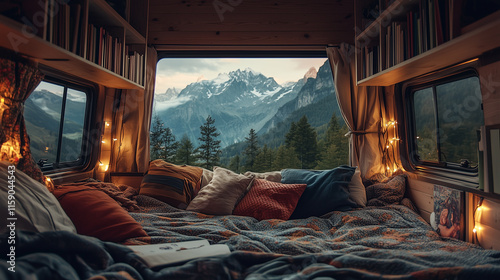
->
[140, 160, 203, 209]
[233, 179, 306, 220]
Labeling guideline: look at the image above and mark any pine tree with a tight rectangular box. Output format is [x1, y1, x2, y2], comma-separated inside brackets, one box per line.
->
[252, 145, 274, 172]
[285, 121, 298, 147]
[198, 115, 221, 169]
[150, 115, 166, 160]
[286, 115, 319, 169]
[316, 114, 349, 168]
[161, 127, 178, 163]
[228, 155, 241, 173]
[272, 145, 301, 170]
[244, 128, 259, 169]
[176, 134, 197, 165]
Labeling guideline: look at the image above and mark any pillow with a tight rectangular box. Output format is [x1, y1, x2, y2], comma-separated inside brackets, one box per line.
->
[281, 166, 356, 219]
[347, 167, 366, 207]
[53, 184, 148, 242]
[233, 179, 306, 220]
[200, 168, 214, 189]
[187, 166, 255, 215]
[244, 171, 282, 183]
[366, 174, 407, 207]
[140, 160, 203, 209]
[0, 161, 76, 233]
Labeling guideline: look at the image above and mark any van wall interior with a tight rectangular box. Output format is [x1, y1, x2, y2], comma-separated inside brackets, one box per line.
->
[148, 0, 354, 48]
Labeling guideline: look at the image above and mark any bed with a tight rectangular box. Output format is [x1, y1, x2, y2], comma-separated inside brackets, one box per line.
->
[1, 160, 500, 279]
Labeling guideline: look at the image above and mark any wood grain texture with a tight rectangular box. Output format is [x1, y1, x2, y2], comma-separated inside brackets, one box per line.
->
[478, 60, 500, 126]
[148, 0, 354, 46]
[407, 178, 434, 214]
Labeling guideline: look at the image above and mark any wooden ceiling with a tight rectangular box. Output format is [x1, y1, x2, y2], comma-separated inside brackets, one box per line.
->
[148, 0, 354, 51]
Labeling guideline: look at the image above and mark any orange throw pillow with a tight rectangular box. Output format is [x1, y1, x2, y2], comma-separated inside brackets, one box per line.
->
[53, 185, 148, 243]
[233, 179, 306, 220]
[140, 160, 203, 209]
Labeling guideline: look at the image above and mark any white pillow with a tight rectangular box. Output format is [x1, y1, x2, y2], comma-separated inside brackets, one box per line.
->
[347, 166, 367, 207]
[0, 161, 76, 233]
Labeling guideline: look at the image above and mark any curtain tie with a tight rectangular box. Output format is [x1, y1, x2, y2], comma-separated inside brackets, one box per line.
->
[345, 130, 379, 137]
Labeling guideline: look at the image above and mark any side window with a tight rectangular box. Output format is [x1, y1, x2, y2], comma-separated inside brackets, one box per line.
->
[410, 72, 484, 170]
[25, 79, 90, 170]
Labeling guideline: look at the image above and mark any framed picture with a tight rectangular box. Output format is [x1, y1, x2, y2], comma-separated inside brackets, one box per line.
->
[431, 185, 464, 240]
[486, 125, 500, 194]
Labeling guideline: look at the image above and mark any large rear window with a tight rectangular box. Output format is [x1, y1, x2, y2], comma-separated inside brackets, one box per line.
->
[152, 57, 348, 172]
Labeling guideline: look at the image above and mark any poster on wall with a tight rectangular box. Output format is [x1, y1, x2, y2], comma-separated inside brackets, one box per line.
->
[430, 185, 464, 240]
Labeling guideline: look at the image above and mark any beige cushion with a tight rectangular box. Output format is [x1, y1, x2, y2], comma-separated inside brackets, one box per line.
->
[200, 168, 214, 189]
[347, 166, 367, 207]
[244, 171, 282, 183]
[0, 161, 76, 233]
[187, 166, 255, 215]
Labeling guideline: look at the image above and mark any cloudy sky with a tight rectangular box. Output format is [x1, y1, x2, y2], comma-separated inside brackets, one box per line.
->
[155, 57, 328, 94]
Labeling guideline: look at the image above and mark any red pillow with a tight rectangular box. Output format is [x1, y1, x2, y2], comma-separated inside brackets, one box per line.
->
[53, 185, 148, 242]
[233, 179, 306, 220]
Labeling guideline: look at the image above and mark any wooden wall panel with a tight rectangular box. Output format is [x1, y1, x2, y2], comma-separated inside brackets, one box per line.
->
[148, 0, 354, 47]
[475, 198, 500, 250]
[478, 60, 500, 126]
[407, 178, 434, 223]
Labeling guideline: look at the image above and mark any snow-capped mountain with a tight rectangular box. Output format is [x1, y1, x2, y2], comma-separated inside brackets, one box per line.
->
[258, 60, 336, 134]
[153, 67, 304, 147]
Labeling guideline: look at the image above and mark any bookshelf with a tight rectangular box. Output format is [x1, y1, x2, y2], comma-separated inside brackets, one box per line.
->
[0, 0, 147, 90]
[355, 0, 500, 86]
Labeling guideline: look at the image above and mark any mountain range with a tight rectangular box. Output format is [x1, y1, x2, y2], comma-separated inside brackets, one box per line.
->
[153, 59, 341, 150]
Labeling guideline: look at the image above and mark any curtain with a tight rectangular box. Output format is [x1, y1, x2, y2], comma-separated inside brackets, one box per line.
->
[326, 44, 393, 179]
[0, 56, 53, 190]
[112, 47, 157, 172]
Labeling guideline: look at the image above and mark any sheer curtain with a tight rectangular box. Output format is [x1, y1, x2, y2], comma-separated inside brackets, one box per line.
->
[326, 44, 392, 179]
[0, 55, 53, 190]
[112, 47, 157, 173]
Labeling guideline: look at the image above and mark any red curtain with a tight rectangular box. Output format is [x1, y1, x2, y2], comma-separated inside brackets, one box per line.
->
[0, 56, 53, 190]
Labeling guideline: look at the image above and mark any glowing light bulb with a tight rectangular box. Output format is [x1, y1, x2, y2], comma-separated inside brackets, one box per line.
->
[473, 228, 477, 233]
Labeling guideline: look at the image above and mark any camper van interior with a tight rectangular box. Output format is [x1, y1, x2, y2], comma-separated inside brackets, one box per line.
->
[2, 0, 500, 279]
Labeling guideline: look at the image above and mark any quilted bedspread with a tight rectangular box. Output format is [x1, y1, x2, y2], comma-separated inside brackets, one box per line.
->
[2, 195, 500, 279]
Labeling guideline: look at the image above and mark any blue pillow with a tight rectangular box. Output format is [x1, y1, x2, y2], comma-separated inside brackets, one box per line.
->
[281, 166, 356, 219]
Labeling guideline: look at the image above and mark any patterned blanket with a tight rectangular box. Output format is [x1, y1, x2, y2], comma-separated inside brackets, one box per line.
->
[2, 195, 500, 279]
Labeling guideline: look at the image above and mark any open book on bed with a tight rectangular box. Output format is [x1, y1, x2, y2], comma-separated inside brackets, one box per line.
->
[128, 240, 231, 268]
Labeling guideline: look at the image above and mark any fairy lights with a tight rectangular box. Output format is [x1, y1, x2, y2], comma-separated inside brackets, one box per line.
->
[381, 119, 402, 175]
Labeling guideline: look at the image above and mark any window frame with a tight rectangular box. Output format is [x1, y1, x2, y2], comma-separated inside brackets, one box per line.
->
[27, 74, 95, 172]
[401, 66, 483, 183]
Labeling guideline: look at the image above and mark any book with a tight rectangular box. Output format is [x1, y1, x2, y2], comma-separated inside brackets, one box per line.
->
[431, 185, 464, 239]
[128, 240, 231, 268]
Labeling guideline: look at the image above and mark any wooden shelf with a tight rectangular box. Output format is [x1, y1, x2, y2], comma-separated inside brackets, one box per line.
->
[357, 12, 500, 86]
[89, 0, 145, 44]
[356, 0, 416, 41]
[0, 16, 143, 90]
